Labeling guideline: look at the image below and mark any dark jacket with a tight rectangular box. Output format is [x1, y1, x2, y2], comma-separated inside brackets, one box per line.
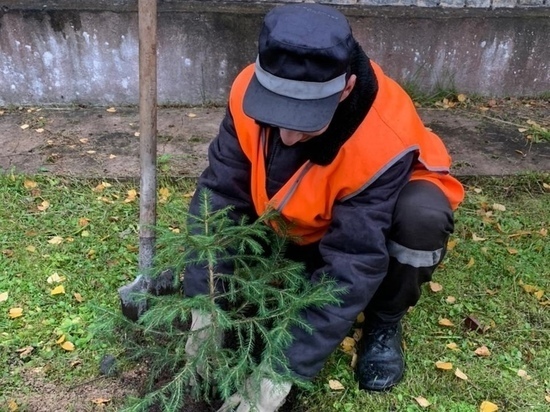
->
[184, 43, 415, 380]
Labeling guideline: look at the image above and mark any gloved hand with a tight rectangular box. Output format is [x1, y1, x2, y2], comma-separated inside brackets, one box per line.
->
[185, 309, 216, 383]
[217, 377, 292, 412]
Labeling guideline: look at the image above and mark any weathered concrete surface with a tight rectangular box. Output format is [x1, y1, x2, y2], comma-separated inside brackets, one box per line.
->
[1, 102, 549, 178]
[0, 2, 549, 106]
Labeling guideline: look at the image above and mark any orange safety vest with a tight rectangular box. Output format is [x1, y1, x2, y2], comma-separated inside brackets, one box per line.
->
[229, 62, 464, 244]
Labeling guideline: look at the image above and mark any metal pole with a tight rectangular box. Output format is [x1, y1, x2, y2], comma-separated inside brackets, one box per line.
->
[138, 0, 157, 271]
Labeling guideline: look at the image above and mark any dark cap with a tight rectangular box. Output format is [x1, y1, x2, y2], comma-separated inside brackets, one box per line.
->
[243, 4, 355, 132]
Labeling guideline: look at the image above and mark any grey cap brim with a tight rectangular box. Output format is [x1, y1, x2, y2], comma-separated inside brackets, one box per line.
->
[243, 74, 341, 133]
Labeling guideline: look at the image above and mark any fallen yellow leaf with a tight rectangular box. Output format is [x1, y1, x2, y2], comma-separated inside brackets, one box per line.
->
[466, 257, 475, 268]
[545, 395, 550, 403]
[78, 217, 90, 227]
[61, 341, 75, 351]
[446, 342, 460, 351]
[9, 307, 23, 319]
[457, 94, 467, 103]
[480, 400, 498, 412]
[47, 273, 65, 284]
[438, 318, 454, 327]
[534, 290, 544, 300]
[124, 189, 138, 203]
[7, 399, 18, 412]
[340, 336, 356, 354]
[517, 369, 531, 380]
[92, 398, 111, 405]
[414, 396, 431, 408]
[25, 245, 37, 253]
[446, 296, 456, 304]
[474, 345, 491, 357]
[106, 107, 117, 113]
[48, 236, 64, 245]
[429, 282, 443, 292]
[328, 379, 345, 391]
[50, 285, 65, 295]
[159, 187, 171, 203]
[356, 312, 365, 324]
[56, 334, 66, 344]
[24, 179, 37, 189]
[74, 293, 84, 303]
[472, 233, 486, 242]
[20, 124, 30, 130]
[0, 291, 8, 303]
[435, 361, 453, 370]
[447, 239, 457, 250]
[37, 200, 50, 211]
[455, 368, 468, 380]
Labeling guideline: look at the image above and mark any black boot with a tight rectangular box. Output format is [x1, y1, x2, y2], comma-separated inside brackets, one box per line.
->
[355, 322, 404, 391]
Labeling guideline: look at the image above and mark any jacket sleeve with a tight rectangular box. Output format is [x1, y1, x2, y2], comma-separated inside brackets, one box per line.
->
[183, 107, 257, 298]
[284, 152, 415, 380]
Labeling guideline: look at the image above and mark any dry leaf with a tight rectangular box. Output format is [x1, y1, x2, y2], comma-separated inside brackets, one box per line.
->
[517, 369, 531, 380]
[8, 399, 18, 411]
[466, 257, 475, 268]
[506, 248, 518, 255]
[446, 296, 456, 304]
[455, 368, 468, 380]
[50, 285, 65, 295]
[109, 154, 117, 159]
[492, 203, 506, 212]
[48, 236, 63, 245]
[124, 189, 138, 203]
[187, 113, 197, 118]
[92, 398, 111, 405]
[35, 128, 44, 133]
[457, 94, 467, 102]
[464, 315, 484, 333]
[435, 361, 453, 370]
[47, 272, 65, 284]
[56, 334, 66, 344]
[340, 336, 356, 354]
[9, 307, 23, 318]
[61, 341, 75, 351]
[356, 312, 365, 324]
[26, 245, 37, 253]
[534, 290, 544, 300]
[0, 291, 8, 303]
[159, 187, 171, 203]
[74, 292, 84, 303]
[438, 318, 454, 327]
[429, 282, 443, 292]
[474, 345, 491, 357]
[472, 233, 486, 242]
[446, 342, 460, 351]
[37, 200, 50, 211]
[447, 239, 457, 251]
[480, 401, 498, 412]
[24, 179, 37, 189]
[545, 395, 550, 403]
[20, 124, 30, 130]
[16, 346, 34, 358]
[350, 352, 358, 368]
[520, 281, 538, 294]
[106, 107, 117, 113]
[78, 217, 90, 227]
[414, 396, 431, 408]
[328, 379, 345, 391]
[86, 150, 96, 154]
[540, 228, 548, 237]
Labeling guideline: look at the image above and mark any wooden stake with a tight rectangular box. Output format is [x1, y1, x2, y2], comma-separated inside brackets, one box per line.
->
[138, 0, 157, 271]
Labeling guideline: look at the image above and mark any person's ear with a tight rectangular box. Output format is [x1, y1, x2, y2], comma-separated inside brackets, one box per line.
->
[339, 74, 357, 102]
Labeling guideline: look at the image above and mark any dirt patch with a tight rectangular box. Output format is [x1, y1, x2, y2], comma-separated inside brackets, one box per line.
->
[1, 97, 549, 178]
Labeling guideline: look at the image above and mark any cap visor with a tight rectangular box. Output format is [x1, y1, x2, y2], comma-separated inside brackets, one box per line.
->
[243, 74, 341, 133]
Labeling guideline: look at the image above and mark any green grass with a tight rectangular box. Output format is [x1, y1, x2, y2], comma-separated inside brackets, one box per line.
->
[1, 173, 549, 411]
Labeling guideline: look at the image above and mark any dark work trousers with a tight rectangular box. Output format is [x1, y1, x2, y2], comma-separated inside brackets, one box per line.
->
[363, 180, 454, 325]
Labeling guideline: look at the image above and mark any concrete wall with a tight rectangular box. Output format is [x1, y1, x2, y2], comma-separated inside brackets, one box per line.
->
[1, 1, 549, 106]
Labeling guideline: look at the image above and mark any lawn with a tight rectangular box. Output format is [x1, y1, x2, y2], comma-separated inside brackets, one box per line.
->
[1, 173, 549, 411]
